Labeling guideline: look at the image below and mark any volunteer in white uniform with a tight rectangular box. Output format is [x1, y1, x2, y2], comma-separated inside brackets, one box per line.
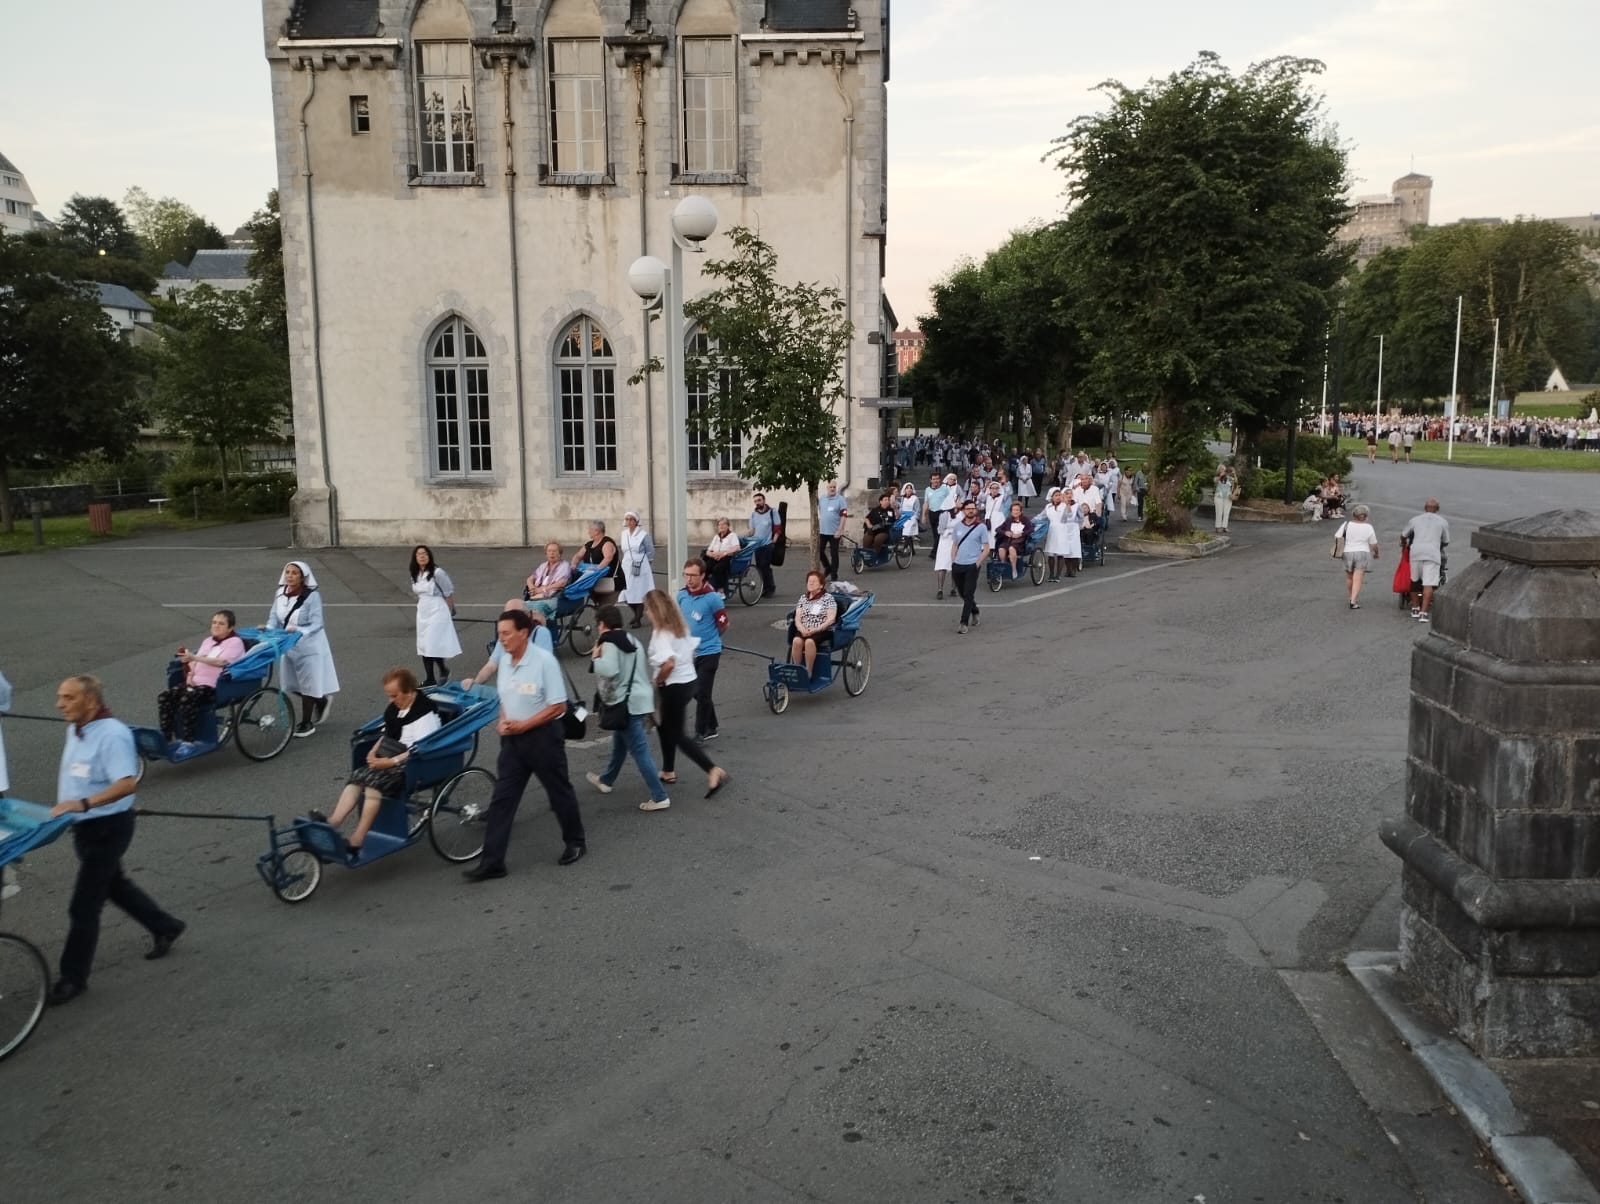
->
[409, 544, 461, 686]
[618, 510, 655, 629]
[1043, 488, 1083, 581]
[267, 560, 341, 737]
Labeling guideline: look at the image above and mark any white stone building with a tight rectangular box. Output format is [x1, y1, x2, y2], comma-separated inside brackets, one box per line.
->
[260, 0, 893, 548]
[1342, 171, 1432, 263]
[0, 151, 39, 236]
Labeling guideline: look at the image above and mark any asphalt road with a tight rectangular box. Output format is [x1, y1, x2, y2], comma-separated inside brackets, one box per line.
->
[2, 458, 1592, 1203]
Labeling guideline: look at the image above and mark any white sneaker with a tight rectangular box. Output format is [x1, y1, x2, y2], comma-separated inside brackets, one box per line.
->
[585, 772, 612, 794]
[639, 798, 671, 811]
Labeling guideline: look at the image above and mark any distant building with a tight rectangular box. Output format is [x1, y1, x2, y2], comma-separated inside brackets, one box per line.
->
[892, 327, 925, 376]
[0, 150, 38, 236]
[157, 248, 256, 295]
[1342, 172, 1432, 262]
[94, 282, 156, 338]
[1549, 213, 1600, 239]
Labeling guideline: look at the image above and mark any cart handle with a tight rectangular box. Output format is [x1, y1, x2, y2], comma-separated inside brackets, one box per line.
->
[720, 644, 777, 663]
[136, 808, 276, 825]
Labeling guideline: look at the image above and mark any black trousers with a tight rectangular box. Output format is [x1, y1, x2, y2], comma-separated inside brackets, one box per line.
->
[952, 563, 981, 624]
[61, 810, 181, 987]
[480, 722, 585, 870]
[693, 652, 721, 737]
[707, 556, 731, 595]
[754, 545, 777, 595]
[658, 680, 716, 775]
[818, 535, 840, 580]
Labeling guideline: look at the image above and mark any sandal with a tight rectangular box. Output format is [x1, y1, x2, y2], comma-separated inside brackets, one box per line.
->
[705, 769, 730, 799]
[658, 773, 678, 784]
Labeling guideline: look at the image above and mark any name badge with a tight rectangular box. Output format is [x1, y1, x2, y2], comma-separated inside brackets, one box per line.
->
[70, 761, 92, 779]
[517, 682, 540, 696]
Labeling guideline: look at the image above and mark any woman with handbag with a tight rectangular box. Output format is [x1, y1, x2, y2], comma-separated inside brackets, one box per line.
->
[584, 606, 671, 811]
[643, 591, 729, 801]
[1332, 504, 1381, 610]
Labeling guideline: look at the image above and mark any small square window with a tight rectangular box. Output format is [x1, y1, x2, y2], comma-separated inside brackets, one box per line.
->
[350, 96, 370, 135]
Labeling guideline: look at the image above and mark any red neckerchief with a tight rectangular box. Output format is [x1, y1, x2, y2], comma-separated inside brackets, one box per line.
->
[76, 705, 112, 737]
[685, 582, 717, 597]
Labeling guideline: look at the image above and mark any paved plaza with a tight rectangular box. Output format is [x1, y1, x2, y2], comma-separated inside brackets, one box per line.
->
[2, 456, 1594, 1202]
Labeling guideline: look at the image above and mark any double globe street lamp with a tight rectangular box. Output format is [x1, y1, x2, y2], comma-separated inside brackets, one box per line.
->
[627, 195, 720, 594]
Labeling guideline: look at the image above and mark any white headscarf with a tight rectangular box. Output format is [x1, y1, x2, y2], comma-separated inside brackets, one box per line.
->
[278, 559, 319, 592]
[624, 510, 641, 525]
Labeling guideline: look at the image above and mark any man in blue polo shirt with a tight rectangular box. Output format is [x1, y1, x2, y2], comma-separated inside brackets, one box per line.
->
[749, 492, 782, 597]
[921, 471, 950, 560]
[677, 559, 730, 741]
[459, 609, 586, 877]
[46, 675, 185, 1006]
[948, 499, 993, 634]
[816, 481, 849, 582]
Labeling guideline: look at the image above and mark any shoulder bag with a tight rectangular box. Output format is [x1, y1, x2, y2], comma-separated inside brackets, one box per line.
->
[1331, 524, 1346, 559]
[561, 667, 589, 742]
[598, 646, 640, 731]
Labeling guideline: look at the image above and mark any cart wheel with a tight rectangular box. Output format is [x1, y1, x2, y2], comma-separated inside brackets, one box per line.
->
[568, 609, 597, 656]
[134, 756, 148, 785]
[737, 573, 761, 607]
[0, 933, 49, 1061]
[272, 849, 322, 903]
[464, 729, 481, 768]
[1029, 549, 1046, 586]
[842, 637, 872, 697]
[235, 688, 295, 761]
[987, 570, 1003, 593]
[767, 681, 789, 714]
[406, 787, 433, 840]
[850, 549, 866, 575]
[214, 707, 236, 749]
[429, 766, 493, 863]
[893, 539, 912, 569]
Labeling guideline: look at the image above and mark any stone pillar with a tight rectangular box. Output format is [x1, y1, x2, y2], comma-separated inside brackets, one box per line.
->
[1382, 509, 1600, 1058]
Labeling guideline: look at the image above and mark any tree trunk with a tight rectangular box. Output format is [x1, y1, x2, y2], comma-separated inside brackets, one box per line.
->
[1142, 394, 1192, 536]
[0, 459, 12, 534]
[807, 482, 822, 575]
[218, 444, 231, 499]
[1055, 385, 1077, 454]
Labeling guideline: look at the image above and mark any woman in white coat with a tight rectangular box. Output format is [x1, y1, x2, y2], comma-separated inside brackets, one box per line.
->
[267, 560, 340, 737]
[1043, 488, 1083, 582]
[933, 507, 956, 600]
[619, 510, 655, 629]
[1016, 456, 1037, 502]
[409, 544, 461, 686]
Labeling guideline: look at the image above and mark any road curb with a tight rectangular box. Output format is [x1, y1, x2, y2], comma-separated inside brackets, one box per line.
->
[1347, 951, 1600, 1204]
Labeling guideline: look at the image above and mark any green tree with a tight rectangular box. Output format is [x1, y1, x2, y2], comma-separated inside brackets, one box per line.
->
[244, 189, 287, 355]
[0, 235, 142, 531]
[123, 186, 227, 272]
[57, 194, 142, 260]
[655, 227, 853, 573]
[148, 285, 290, 496]
[1052, 53, 1349, 533]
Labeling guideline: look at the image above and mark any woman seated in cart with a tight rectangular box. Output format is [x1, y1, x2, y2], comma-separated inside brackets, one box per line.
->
[788, 571, 840, 679]
[157, 610, 247, 743]
[308, 668, 441, 861]
[994, 500, 1031, 579]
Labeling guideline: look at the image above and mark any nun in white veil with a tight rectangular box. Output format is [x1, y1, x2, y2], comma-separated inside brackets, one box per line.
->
[619, 510, 655, 628]
[267, 559, 341, 737]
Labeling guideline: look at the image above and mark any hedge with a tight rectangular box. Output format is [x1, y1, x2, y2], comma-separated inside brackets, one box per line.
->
[160, 469, 296, 517]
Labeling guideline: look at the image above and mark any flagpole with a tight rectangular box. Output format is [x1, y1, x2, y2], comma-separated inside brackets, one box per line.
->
[1447, 295, 1462, 462]
[1487, 316, 1500, 425]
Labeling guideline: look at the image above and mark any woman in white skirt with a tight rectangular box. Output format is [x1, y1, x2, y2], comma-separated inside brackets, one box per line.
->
[267, 560, 341, 737]
[1043, 487, 1083, 582]
[933, 508, 956, 599]
[619, 510, 655, 629]
[897, 483, 920, 541]
[1016, 456, 1037, 503]
[409, 544, 461, 686]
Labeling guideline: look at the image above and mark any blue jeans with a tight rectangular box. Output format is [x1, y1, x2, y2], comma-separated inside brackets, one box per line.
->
[600, 713, 668, 802]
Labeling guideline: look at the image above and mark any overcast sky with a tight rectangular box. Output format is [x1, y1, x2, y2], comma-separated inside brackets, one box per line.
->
[5, 0, 1596, 326]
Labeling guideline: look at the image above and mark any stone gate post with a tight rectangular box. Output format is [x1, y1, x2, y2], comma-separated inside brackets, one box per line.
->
[1382, 509, 1600, 1058]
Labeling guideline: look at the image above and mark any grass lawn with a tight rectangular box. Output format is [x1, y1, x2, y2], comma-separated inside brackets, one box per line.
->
[0, 509, 226, 554]
[1362, 441, 1600, 472]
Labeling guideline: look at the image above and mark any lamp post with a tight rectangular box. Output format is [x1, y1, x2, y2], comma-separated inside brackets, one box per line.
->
[1447, 295, 1463, 462]
[1375, 333, 1385, 415]
[1487, 316, 1500, 425]
[627, 196, 720, 594]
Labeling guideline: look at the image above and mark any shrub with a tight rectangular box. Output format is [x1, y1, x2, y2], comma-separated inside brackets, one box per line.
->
[1255, 466, 1322, 501]
[160, 469, 296, 517]
[1255, 432, 1352, 479]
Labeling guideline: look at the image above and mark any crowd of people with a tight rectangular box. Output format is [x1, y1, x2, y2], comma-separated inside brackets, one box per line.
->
[1331, 411, 1600, 452]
